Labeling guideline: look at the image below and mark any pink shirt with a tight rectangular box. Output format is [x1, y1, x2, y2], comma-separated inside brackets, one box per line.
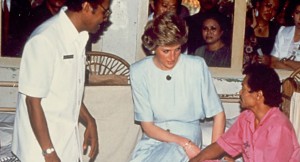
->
[217, 108, 300, 162]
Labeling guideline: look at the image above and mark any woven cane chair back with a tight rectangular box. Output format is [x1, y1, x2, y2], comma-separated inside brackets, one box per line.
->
[281, 68, 300, 117]
[86, 51, 130, 85]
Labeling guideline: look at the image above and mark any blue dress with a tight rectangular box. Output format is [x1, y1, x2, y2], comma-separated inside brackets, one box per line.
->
[129, 54, 223, 162]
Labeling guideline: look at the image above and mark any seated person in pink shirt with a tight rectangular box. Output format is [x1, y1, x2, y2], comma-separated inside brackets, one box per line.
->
[190, 63, 300, 162]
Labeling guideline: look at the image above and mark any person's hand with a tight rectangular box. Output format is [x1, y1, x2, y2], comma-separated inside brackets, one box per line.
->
[44, 151, 61, 162]
[183, 141, 201, 159]
[223, 155, 235, 162]
[83, 118, 99, 159]
[250, 8, 258, 28]
[257, 55, 271, 65]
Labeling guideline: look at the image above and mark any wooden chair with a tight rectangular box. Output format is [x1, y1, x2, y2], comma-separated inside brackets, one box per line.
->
[86, 51, 130, 85]
[281, 68, 300, 117]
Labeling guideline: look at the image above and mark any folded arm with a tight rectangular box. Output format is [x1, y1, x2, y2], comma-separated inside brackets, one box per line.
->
[270, 56, 300, 70]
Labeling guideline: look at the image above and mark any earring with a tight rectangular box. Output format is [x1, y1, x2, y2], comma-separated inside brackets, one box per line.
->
[151, 50, 155, 55]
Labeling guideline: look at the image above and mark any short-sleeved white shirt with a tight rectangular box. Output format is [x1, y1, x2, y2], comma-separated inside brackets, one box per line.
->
[12, 7, 89, 162]
[271, 26, 300, 61]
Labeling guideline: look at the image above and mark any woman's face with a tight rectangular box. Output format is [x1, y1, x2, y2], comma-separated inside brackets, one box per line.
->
[202, 18, 223, 45]
[293, 5, 300, 29]
[153, 0, 178, 17]
[257, 0, 279, 22]
[47, 0, 66, 14]
[153, 44, 181, 70]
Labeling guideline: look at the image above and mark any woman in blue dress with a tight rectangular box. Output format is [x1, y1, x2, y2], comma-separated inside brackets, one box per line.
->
[129, 11, 226, 162]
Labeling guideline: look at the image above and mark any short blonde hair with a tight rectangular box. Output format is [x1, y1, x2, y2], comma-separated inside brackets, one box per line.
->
[142, 11, 188, 51]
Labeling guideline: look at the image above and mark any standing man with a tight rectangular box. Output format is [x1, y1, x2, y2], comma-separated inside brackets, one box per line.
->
[11, 0, 111, 161]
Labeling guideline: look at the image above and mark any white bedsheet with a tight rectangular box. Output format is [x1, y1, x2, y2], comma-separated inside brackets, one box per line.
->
[0, 112, 15, 160]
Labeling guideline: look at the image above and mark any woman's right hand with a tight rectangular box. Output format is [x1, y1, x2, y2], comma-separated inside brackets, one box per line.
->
[183, 141, 201, 159]
[250, 9, 258, 28]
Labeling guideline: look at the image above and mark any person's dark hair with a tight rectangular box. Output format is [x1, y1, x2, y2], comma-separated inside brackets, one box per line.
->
[284, 0, 300, 26]
[202, 12, 231, 46]
[65, 0, 105, 11]
[243, 63, 282, 107]
[142, 11, 188, 51]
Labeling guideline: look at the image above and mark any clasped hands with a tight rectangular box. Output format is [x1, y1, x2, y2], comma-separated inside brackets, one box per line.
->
[182, 140, 201, 159]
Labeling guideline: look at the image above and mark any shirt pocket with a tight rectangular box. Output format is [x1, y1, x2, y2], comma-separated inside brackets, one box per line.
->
[60, 54, 77, 72]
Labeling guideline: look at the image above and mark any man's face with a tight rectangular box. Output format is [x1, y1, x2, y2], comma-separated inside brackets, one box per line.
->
[239, 75, 258, 109]
[153, 0, 178, 17]
[84, 0, 111, 34]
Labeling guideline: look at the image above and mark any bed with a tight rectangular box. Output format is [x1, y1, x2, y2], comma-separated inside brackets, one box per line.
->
[0, 82, 243, 162]
[0, 112, 19, 162]
[0, 81, 19, 162]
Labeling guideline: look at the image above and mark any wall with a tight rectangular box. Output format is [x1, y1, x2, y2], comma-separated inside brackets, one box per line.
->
[0, 0, 149, 107]
[0, 0, 294, 107]
[90, 0, 148, 64]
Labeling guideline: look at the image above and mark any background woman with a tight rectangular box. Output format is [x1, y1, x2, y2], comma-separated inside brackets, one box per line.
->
[129, 12, 225, 162]
[194, 13, 231, 67]
[244, 0, 281, 66]
[270, 0, 300, 70]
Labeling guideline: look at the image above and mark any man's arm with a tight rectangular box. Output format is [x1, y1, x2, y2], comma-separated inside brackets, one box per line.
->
[79, 103, 98, 159]
[26, 96, 60, 161]
[189, 142, 225, 162]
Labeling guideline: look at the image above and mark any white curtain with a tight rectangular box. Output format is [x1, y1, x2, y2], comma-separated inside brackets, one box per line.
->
[290, 92, 300, 143]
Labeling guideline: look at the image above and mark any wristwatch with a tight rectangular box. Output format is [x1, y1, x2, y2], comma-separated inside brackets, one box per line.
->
[42, 147, 55, 156]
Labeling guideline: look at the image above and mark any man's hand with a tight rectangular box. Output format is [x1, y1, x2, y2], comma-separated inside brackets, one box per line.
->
[83, 118, 99, 159]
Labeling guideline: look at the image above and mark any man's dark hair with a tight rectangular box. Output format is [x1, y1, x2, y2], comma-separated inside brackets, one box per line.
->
[243, 63, 282, 107]
[65, 0, 105, 11]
